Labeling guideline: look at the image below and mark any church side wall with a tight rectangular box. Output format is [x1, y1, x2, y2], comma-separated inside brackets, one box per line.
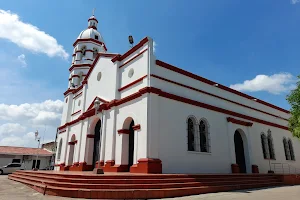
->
[151, 64, 290, 121]
[156, 97, 231, 174]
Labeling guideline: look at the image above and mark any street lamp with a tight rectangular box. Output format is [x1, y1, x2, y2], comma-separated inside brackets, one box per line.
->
[93, 97, 104, 174]
[34, 130, 41, 171]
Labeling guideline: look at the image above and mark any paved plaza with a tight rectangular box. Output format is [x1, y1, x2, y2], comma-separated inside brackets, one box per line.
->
[1, 175, 300, 200]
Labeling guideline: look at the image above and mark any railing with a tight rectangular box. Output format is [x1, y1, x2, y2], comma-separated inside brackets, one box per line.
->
[270, 162, 300, 174]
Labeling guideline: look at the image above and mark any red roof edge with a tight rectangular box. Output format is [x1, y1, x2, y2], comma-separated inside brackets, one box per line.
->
[155, 60, 290, 114]
[111, 37, 149, 63]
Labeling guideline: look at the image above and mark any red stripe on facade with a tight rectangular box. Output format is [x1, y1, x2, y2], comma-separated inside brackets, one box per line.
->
[71, 110, 81, 116]
[117, 129, 130, 134]
[58, 87, 288, 132]
[118, 75, 147, 92]
[156, 60, 290, 114]
[119, 49, 148, 69]
[69, 64, 92, 72]
[150, 74, 288, 121]
[73, 92, 82, 99]
[227, 117, 253, 127]
[132, 124, 141, 131]
[73, 39, 107, 51]
[112, 37, 149, 63]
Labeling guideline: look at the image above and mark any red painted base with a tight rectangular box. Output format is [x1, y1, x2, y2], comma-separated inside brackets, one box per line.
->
[130, 158, 162, 174]
[231, 164, 240, 173]
[252, 165, 259, 173]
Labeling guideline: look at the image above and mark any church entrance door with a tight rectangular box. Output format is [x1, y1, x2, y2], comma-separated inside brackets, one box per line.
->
[92, 120, 101, 168]
[234, 130, 246, 173]
[128, 120, 135, 171]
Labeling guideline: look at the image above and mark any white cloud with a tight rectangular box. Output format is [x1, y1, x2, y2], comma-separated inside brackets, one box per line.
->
[0, 123, 26, 137]
[0, 132, 35, 147]
[17, 54, 27, 67]
[0, 100, 63, 126]
[0, 10, 68, 59]
[291, 0, 300, 4]
[0, 100, 63, 147]
[230, 73, 297, 95]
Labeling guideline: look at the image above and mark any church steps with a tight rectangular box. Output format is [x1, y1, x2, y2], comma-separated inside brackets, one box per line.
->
[9, 173, 280, 189]
[8, 175, 282, 199]
[12, 171, 279, 184]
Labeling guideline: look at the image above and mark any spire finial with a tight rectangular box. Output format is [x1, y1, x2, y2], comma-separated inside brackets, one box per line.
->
[92, 8, 96, 16]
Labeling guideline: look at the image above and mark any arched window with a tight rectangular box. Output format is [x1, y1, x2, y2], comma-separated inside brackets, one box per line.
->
[187, 117, 196, 151]
[57, 139, 63, 160]
[199, 120, 210, 153]
[267, 130, 275, 159]
[288, 139, 295, 161]
[78, 71, 84, 84]
[283, 138, 290, 160]
[80, 46, 86, 60]
[93, 48, 98, 58]
[261, 133, 269, 159]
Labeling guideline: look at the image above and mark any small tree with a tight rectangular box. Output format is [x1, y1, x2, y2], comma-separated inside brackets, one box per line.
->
[287, 75, 300, 138]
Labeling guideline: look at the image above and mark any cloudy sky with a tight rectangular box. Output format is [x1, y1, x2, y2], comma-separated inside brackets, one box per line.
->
[0, 0, 299, 147]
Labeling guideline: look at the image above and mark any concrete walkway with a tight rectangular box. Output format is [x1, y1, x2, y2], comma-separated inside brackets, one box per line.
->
[1, 175, 300, 200]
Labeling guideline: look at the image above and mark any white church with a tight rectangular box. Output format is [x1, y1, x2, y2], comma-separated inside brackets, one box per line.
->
[55, 14, 299, 174]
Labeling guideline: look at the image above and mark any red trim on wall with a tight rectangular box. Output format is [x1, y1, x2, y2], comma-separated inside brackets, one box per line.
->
[88, 26, 97, 30]
[68, 141, 75, 145]
[87, 96, 109, 110]
[117, 129, 130, 134]
[69, 63, 92, 72]
[227, 117, 253, 127]
[88, 18, 98, 23]
[150, 74, 288, 121]
[118, 75, 147, 92]
[87, 134, 95, 138]
[73, 92, 82, 99]
[119, 48, 148, 69]
[156, 60, 290, 114]
[72, 53, 76, 56]
[75, 50, 82, 53]
[73, 39, 107, 51]
[58, 87, 289, 131]
[85, 49, 94, 53]
[132, 124, 141, 130]
[84, 58, 94, 61]
[71, 110, 81, 116]
[59, 130, 66, 134]
[112, 37, 149, 63]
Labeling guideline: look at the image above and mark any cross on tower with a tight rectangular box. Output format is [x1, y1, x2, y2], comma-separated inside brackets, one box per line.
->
[92, 8, 96, 16]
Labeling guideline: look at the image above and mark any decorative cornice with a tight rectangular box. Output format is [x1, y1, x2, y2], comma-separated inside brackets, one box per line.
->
[227, 117, 253, 127]
[117, 129, 130, 134]
[118, 75, 147, 92]
[119, 48, 148, 69]
[58, 86, 289, 131]
[132, 124, 141, 131]
[73, 38, 107, 51]
[112, 37, 149, 63]
[156, 60, 290, 114]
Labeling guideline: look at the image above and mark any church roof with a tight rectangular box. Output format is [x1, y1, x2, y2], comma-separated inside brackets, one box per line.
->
[0, 146, 53, 156]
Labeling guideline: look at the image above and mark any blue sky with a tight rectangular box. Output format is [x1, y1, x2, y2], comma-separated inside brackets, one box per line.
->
[0, 0, 299, 147]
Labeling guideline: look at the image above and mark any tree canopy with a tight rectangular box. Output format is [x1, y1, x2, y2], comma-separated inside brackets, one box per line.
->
[287, 75, 300, 138]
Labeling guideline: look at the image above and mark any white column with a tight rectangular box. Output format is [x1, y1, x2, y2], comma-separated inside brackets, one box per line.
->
[134, 129, 139, 164]
[226, 122, 235, 164]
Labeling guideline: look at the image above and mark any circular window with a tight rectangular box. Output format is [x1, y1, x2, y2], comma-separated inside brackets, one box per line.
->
[97, 72, 102, 81]
[128, 68, 134, 78]
[78, 100, 81, 106]
[65, 98, 68, 103]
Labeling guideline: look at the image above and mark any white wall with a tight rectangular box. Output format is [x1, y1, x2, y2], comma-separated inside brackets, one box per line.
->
[0, 155, 51, 170]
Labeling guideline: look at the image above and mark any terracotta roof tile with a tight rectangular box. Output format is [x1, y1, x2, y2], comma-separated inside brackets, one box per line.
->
[0, 146, 53, 156]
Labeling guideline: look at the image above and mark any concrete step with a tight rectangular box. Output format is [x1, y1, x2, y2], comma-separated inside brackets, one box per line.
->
[8, 175, 283, 199]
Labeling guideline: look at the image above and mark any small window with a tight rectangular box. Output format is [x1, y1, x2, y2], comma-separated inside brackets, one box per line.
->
[12, 159, 21, 163]
[128, 68, 134, 78]
[78, 100, 81, 106]
[95, 35, 99, 40]
[97, 72, 102, 81]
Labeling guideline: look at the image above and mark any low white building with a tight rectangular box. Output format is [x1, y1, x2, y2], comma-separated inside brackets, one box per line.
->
[55, 13, 298, 174]
[0, 146, 53, 170]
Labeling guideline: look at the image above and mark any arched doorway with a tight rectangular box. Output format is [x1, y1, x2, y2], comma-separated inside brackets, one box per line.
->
[68, 135, 76, 166]
[234, 130, 246, 173]
[128, 120, 135, 171]
[92, 119, 101, 168]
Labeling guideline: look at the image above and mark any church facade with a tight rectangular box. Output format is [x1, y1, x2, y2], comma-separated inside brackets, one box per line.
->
[55, 14, 299, 174]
